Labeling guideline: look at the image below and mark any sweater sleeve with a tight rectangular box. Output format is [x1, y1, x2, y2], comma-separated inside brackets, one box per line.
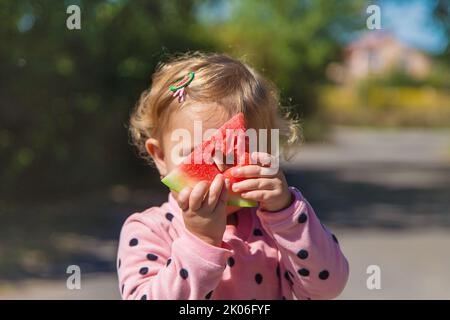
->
[117, 211, 233, 300]
[257, 187, 349, 300]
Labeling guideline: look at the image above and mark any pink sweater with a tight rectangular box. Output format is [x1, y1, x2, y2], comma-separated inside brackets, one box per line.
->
[117, 187, 349, 300]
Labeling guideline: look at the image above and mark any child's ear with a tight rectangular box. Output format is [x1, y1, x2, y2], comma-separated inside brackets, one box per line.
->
[145, 138, 168, 176]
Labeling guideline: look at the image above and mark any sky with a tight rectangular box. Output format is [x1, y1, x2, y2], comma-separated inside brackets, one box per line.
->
[196, 0, 448, 55]
[379, 0, 448, 54]
[16, 0, 449, 55]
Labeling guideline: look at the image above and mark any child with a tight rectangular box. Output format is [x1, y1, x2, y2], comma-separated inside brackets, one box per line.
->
[117, 52, 349, 300]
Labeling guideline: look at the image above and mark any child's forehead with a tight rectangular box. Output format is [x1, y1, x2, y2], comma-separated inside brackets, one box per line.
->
[167, 102, 231, 133]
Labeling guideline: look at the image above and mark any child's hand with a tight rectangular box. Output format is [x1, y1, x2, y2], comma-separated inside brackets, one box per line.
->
[176, 174, 229, 247]
[231, 152, 293, 212]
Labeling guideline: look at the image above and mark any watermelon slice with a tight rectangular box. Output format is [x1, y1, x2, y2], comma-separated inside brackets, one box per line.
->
[161, 113, 257, 207]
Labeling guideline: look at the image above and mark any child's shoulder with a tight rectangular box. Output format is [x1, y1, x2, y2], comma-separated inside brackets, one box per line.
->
[121, 199, 182, 234]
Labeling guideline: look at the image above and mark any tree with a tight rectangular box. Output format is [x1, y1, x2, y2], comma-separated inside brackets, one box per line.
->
[202, 0, 365, 116]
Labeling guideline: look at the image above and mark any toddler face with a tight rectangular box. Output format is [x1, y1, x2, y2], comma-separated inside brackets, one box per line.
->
[160, 103, 241, 215]
[161, 103, 229, 173]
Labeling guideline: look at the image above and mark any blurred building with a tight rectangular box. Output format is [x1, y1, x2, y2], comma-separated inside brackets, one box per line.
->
[327, 31, 431, 84]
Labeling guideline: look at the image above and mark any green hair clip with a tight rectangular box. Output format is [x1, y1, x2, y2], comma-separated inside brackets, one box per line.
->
[169, 71, 195, 102]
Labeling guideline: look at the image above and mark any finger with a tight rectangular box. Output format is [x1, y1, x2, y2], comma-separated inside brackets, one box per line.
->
[231, 178, 275, 193]
[251, 151, 275, 166]
[240, 190, 271, 202]
[231, 165, 278, 178]
[189, 181, 209, 211]
[177, 187, 192, 211]
[214, 179, 229, 213]
[206, 174, 224, 209]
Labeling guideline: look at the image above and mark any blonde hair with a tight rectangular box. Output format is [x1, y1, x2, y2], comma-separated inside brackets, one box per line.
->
[129, 52, 300, 163]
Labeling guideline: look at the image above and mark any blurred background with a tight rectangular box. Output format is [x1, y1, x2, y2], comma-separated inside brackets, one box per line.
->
[0, 0, 449, 299]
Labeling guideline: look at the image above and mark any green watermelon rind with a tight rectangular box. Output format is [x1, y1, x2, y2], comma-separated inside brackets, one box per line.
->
[161, 169, 257, 208]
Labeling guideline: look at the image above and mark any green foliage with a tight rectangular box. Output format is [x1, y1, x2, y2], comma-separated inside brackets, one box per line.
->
[320, 85, 450, 127]
[0, 0, 212, 198]
[365, 63, 450, 89]
[0, 0, 367, 199]
[208, 0, 365, 115]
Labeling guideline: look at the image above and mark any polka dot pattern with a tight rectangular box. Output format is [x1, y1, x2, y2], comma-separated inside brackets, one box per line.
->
[253, 228, 263, 236]
[180, 268, 189, 279]
[332, 234, 339, 244]
[298, 212, 308, 224]
[116, 189, 346, 300]
[284, 271, 294, 286]
[147, 253, 158, 261]
[205, 291, 213, 300]
[298, 268, 310, 277]
[255, 273, 263, 284]
[319, 270, 329, 280]
[297, 249, 308, 260]
[139, 267, 149, 275]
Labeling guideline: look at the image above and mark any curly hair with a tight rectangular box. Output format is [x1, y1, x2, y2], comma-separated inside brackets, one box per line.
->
[129, 52, 300, 163]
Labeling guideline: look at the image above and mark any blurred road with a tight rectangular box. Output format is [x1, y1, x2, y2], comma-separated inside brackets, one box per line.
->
[2, 229, 450, 300]
[1, 127, 450, 299]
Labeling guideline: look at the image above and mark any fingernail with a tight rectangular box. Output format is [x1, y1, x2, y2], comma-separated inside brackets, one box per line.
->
[225, 178, 230, 189]
[232, 184, 238, 192]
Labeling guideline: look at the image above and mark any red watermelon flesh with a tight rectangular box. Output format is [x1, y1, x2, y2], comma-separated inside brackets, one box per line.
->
[161, 113, 257, 207]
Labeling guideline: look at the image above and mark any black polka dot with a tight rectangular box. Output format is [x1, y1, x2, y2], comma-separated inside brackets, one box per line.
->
[227, 256, 235, 267]
[180, 268, 189, 279]
[282, 296, 286, 300]
[319, 270, 329, 280]
[306, 297, 311, 300]
[121, 284, 124, 294]
[130, 286, 137, 295]
[147, 253, 158, 261]
[166, 258, 172, 267]
[129, 238, 138, 246]
[139, 267, 149, 275]
[298, 212, 308, 224]
[118, 259, 121, 269]
[140, 295, 147, 300]
[276, 264, 280, 278]
[165, 212, 174, 221]
[298, 268, 310, 277]
[255, 273, 263, 284]
[297, 249, 309, 260]
[332, 234, 339, 244]
[205, 291, 213, 299]
[284, 271, 294, 286]
[253, 228, 263, 236]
